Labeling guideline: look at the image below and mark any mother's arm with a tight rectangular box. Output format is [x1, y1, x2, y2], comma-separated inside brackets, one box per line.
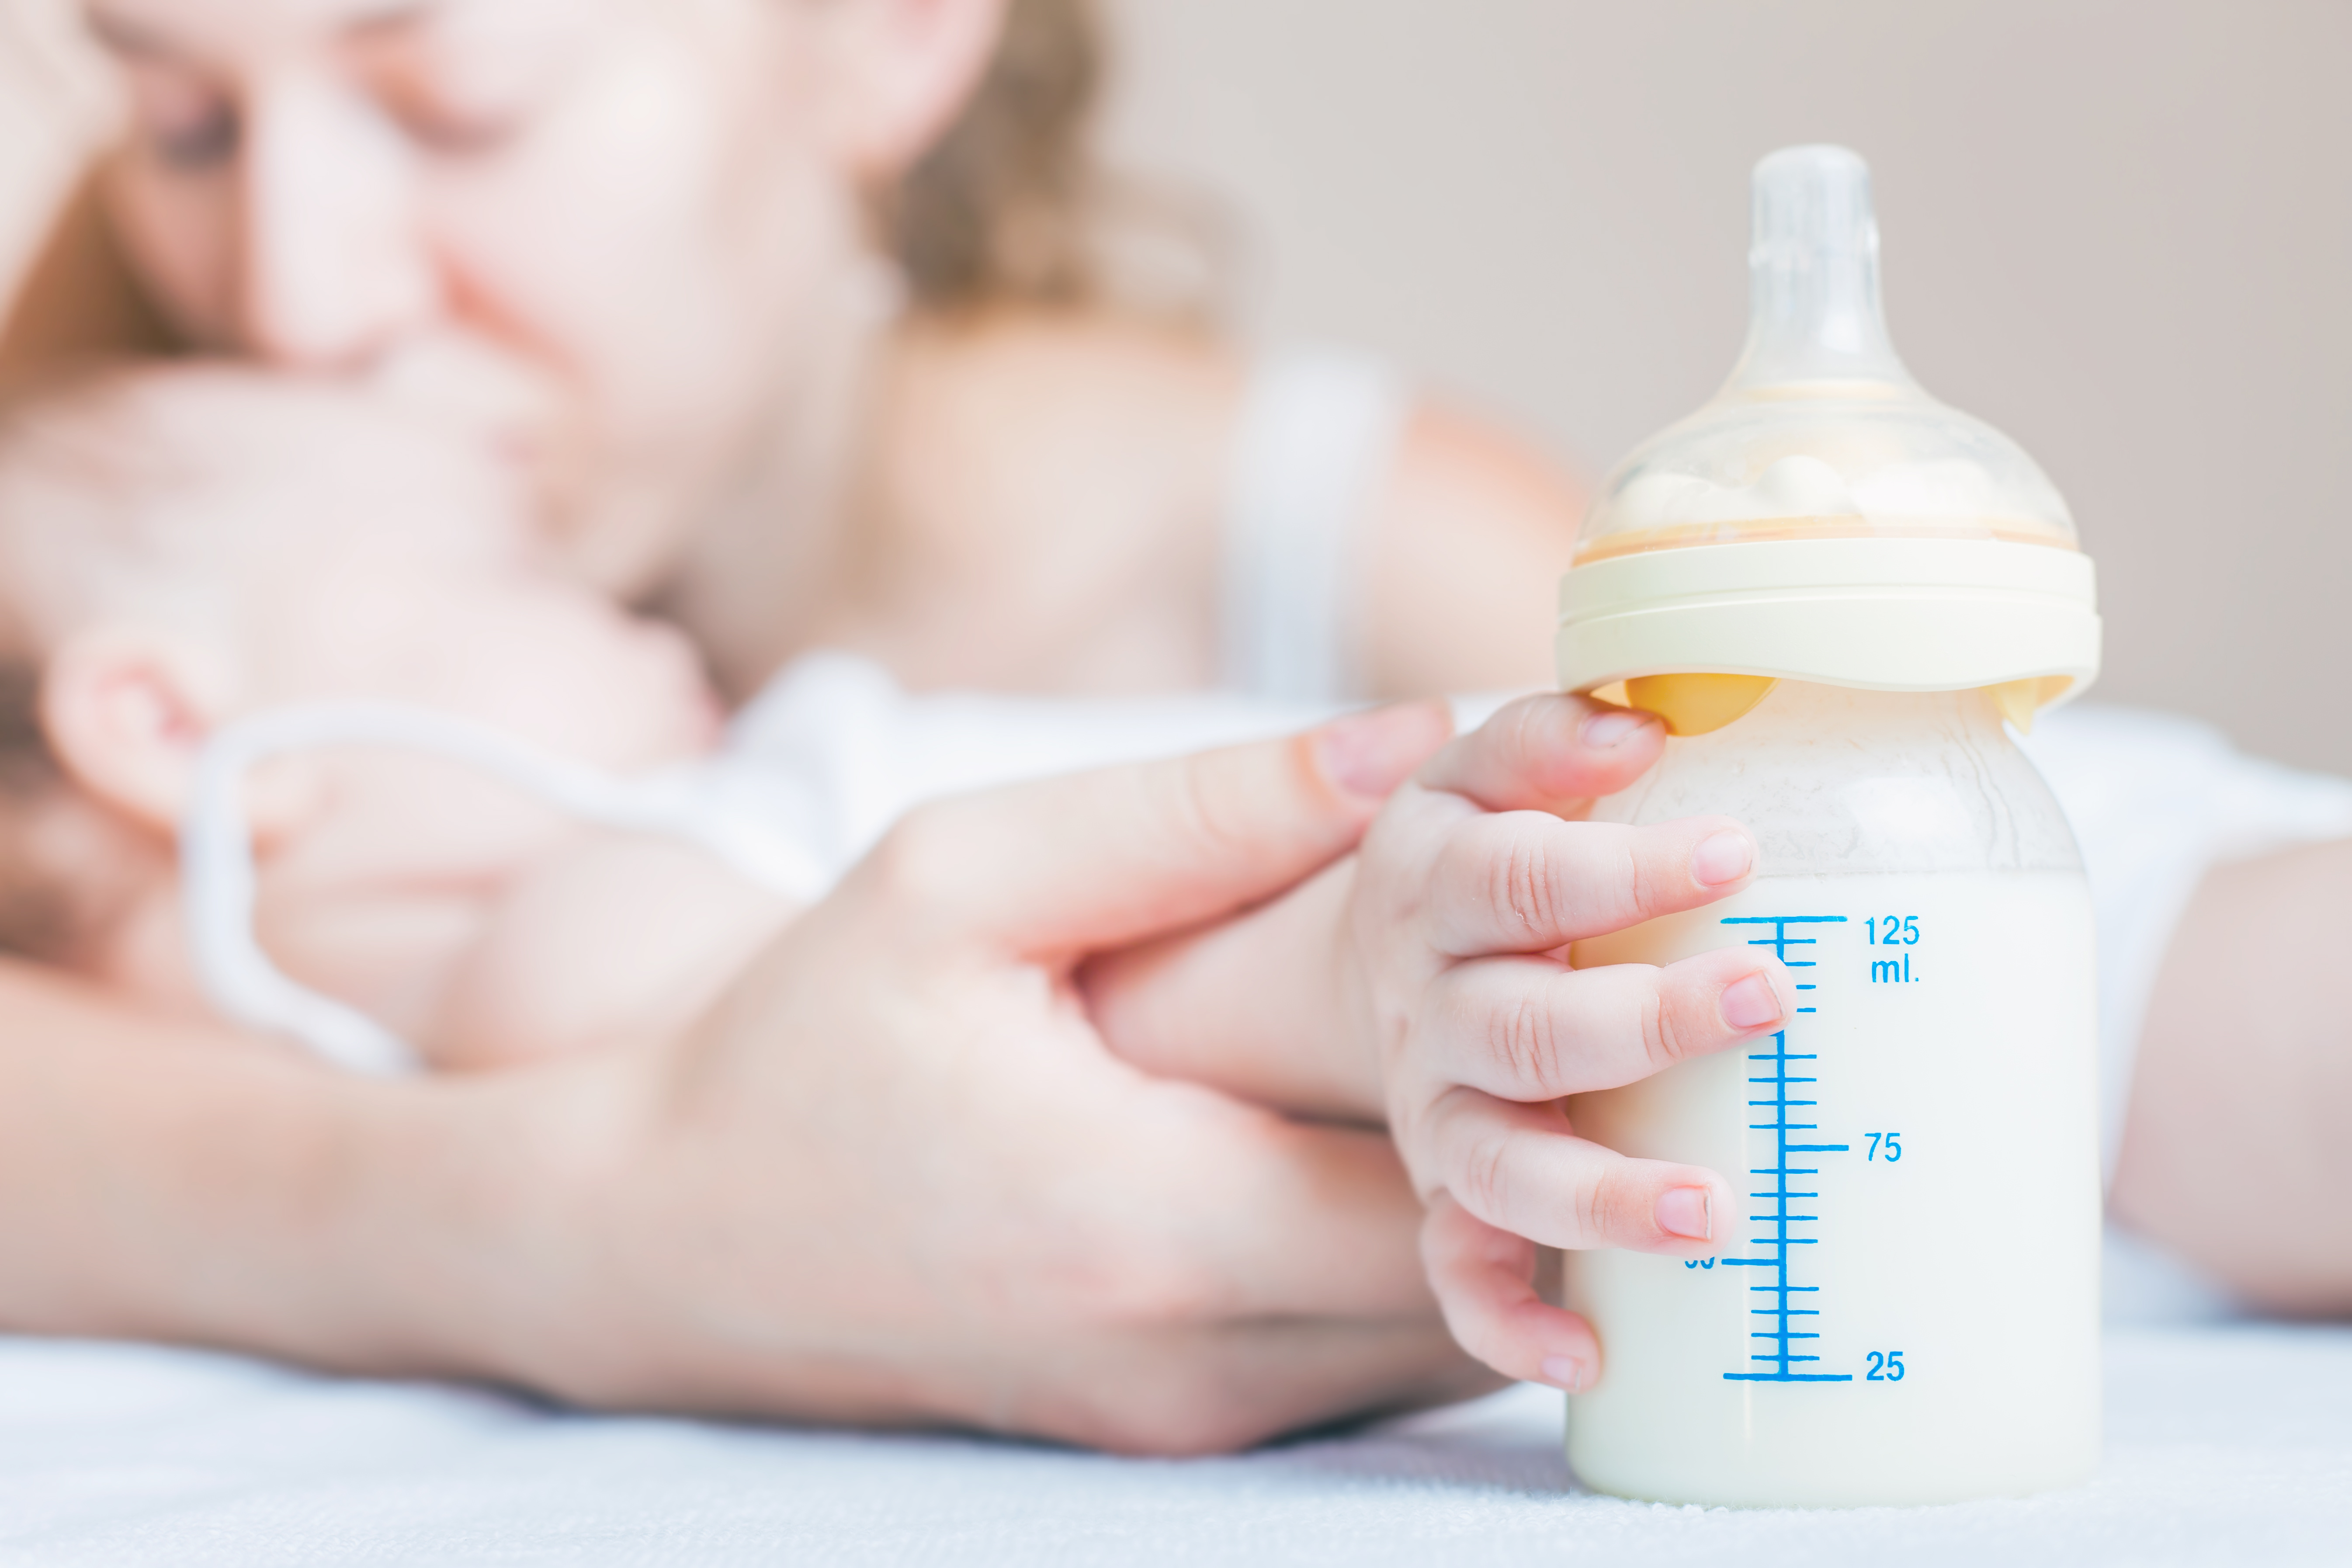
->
[0, 960, 559, 1371]
[1359, 403, 1586, 699]
[0, 710, 1487, 1452]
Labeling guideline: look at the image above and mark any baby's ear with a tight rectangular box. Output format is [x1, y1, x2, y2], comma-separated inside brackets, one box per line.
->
[37, 627, 309, 841]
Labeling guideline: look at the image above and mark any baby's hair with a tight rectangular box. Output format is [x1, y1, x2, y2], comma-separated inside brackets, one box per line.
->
[890, 0, 1220, 319]
[0, 657, 73, 960]
[0, 364, 235, 652]
[0, 369, 138, 961]
[0, 362, 335, 962]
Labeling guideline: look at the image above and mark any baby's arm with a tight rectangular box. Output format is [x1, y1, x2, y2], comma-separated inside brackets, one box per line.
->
[427, 834, 800, 1070]
[1085, 857, 1379, 1122]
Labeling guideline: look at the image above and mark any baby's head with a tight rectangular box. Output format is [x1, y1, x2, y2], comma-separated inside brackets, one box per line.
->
[0, 366, 719, 1014]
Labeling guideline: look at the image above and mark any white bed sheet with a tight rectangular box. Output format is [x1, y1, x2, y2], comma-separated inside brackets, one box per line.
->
[1, 1323, 2346, 1566]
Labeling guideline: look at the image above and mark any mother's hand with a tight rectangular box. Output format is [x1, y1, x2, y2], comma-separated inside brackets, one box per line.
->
[519, 703, 1489, 1454]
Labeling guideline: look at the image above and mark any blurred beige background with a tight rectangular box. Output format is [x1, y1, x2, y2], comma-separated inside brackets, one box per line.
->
[1102, 0, 2352, 774]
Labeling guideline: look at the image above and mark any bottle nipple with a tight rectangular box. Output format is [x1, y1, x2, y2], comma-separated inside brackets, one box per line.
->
[1728, 145, 1911, 392]
[1555, 145, 2102, 738]
[1571, 144, 2077, 566]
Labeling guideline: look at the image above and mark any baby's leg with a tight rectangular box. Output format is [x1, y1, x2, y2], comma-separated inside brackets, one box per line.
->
[2110, 838, 2352, 1314]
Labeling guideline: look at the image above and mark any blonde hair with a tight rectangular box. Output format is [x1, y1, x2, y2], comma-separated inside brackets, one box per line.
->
[888, 0, 1104, 309]
[886, 0, 1219, 318]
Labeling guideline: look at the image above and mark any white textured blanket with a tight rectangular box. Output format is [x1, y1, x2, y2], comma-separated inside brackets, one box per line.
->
[0, 1324, 2346, 1566]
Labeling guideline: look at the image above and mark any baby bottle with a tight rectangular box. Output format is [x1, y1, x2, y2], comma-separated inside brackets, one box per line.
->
[1554, 146, 2103, 1507]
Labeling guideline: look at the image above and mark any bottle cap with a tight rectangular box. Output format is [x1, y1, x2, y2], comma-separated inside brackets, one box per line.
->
[1556, 146, 2100, 733]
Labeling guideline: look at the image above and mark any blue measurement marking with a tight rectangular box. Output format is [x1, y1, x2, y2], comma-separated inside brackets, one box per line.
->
[1717, 916, 1853, 1383]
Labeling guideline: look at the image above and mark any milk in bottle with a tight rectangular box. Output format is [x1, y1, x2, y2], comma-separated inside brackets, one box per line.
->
[1551, 147, 2105, 1507]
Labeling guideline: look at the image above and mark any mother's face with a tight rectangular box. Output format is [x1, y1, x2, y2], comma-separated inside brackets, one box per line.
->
[86, 0, 905, 594]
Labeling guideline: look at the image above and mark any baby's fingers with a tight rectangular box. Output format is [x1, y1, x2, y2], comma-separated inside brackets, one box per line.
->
[1418, 947, 1794, 1102]
[1425, 813, 1757, 958]
[1421, 1192, 1600, 1390]
[1420, 1089, 1732, 1255]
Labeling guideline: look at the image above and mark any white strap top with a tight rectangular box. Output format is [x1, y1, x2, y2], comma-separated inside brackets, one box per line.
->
[1219, 348, 1412, 703]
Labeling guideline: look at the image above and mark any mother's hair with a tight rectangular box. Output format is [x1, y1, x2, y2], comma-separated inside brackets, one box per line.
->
[890, 0, 1106, 311]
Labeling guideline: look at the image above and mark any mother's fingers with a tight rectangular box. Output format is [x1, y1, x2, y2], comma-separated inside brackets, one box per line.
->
[862, 699, 1453, 957]
[1417, 693, 1665, 814]
[1417, 1089, 1733, 1256]
[1425, 812, 1758, 957]
[1189, 1114, 1457, 1319]
[1421, 1193, 1601, 1390]
[1417, 947, 1793, 1101]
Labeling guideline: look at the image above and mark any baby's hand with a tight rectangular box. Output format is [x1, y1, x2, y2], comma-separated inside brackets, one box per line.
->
[1352, 694, 1795, 1393]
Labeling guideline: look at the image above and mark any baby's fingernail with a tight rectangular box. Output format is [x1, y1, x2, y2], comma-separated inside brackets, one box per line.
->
[1656, 1186, 1713, 1241]
[1721, 972, 1785, 1030]
[1692, 829, 1754, 887]
[1539, 1355, 1588, 1393]
[1318, 703, 1448, 799]
[1580, 709, 1657, 750]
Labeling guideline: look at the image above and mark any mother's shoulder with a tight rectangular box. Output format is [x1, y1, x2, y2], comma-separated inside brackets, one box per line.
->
[877, 306, 1247, 550]
[892, 306, 1245, 441]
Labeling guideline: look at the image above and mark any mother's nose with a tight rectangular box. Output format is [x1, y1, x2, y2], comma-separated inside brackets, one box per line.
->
[235, 76, 440, 371]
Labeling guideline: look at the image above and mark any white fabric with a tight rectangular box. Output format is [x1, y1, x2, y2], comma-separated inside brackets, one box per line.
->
[1220, 348, 1412, 702]
[0, 1326, 2346, 1565]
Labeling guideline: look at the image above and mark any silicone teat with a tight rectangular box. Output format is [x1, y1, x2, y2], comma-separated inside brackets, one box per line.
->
[1571, 145, 2078, 565]
[1727, 145, 1911, 391]
[1556, 145, 2101, 738]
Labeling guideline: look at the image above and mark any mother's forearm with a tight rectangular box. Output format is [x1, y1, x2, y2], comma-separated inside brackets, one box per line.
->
[0, 961, 608, 1385]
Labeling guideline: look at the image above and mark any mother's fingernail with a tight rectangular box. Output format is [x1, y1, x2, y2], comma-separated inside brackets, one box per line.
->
[1539, 1355, 1588, 1393]
[1318, 702, 1448, 798]
[1692, 829, 1754, 887]
[1721, 972, 1785, 1030]
[1580, 708, 1657, 750]
[1656, 1186, 1713, 1241]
